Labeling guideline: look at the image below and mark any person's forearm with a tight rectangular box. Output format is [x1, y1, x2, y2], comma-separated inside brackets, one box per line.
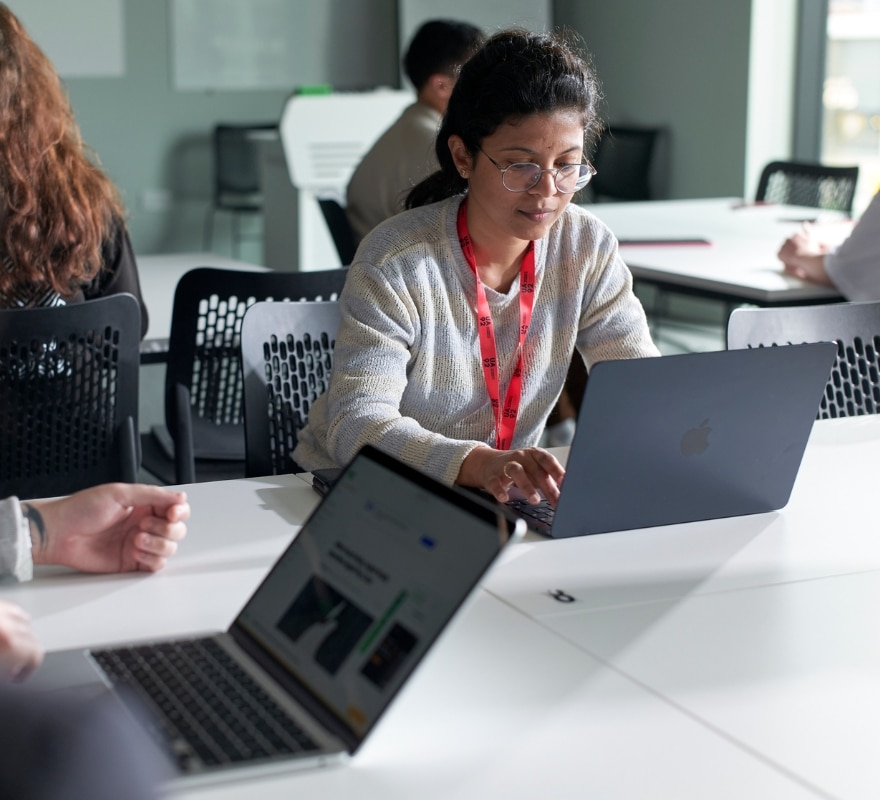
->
[456, 445, 496, 489]
[20, 503, 46, 555]
[21, 499, 58, 566]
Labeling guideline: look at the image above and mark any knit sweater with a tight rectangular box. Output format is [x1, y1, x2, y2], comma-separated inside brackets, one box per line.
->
[293, 196, 660, 485]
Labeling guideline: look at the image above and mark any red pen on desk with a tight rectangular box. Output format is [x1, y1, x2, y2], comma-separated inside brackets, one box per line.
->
[731, 200, 774, 209]
[617, 238, 712, 246]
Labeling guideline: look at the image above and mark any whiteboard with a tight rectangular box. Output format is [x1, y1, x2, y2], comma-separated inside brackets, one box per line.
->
[171, 0, 391, 92]
[10, 0, 124, 78]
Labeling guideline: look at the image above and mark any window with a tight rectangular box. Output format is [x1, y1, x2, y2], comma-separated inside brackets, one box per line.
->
[822, 0, 880, 212]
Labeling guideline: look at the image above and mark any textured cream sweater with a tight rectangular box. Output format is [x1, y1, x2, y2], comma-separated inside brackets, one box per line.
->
[293, 196, 660, 484]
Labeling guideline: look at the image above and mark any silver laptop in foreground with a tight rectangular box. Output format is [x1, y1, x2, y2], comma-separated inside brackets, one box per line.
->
[27, 445, 524, 791]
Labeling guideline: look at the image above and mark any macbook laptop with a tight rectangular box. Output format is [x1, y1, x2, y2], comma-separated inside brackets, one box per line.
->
[314, 342, 836, 538]
[512, 341, 836, 536]
[27, 444, 525, 791]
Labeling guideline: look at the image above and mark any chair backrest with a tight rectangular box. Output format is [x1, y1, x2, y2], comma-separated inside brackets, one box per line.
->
[317, 197, 358, 265]
[164, 267, 348, 467]
[755, 160, 859, 214]
[587, 125, 661, 202]
[727, 300, 880, 418]
[212, 123, 277, 210]
[0, 294, 141, 499]
[241, 300, 341, 477]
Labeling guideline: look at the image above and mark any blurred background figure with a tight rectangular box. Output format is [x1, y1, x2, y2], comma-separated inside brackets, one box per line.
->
[346, 18, 484, 244]
[777, 190, 880, 301]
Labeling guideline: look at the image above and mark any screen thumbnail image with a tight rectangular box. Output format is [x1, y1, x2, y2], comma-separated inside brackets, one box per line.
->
[277, 576, 374, 675]
[361, 623, 419, 690]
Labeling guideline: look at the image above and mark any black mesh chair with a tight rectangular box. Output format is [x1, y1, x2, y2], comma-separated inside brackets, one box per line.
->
[241, 300, 341, 477]
[727, 299, 880, 418]
[141, 267, 347, 485]
[755, 160, 859, 215]
[585, 125, 662, 202]
[203, 123, 277, 257]
[0, 294, 141, 499]
[317, 197, 358, 265]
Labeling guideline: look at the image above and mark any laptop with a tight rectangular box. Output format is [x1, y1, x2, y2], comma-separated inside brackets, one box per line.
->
[514, 341, 837, 536]
[314, 342, 836, 538]
[27, 445, 525, 791]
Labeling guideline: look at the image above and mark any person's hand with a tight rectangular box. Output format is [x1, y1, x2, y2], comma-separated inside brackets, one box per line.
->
[457, 446, 565, 507]
[26, 483, 190, 574]
[777, 224, 835, 287]
[0, 601, 43, 682]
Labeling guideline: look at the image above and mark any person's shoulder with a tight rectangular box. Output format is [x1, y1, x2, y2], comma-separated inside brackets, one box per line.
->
[353, 199, 459, 275]
[400, 101, 442, 130]
[370, 102, 438, 152]
[554, 202, 617, 245]
[98, 215, 133, 264]
[365, 197, 454, 247]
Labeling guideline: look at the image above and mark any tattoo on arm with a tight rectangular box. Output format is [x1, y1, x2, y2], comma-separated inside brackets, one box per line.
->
[21, 503, 47, 551]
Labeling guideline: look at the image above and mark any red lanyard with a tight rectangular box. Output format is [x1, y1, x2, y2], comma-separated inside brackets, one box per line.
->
[456, 200, 535, 450]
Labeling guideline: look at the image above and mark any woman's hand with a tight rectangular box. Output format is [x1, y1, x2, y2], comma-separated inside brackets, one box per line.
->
[777, 224, 835, 286]
[457, 446, 565, 507]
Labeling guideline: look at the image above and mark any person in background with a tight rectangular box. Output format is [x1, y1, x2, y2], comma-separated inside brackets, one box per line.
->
[295, 28, 659, 507]
[0, 483, 190, 682]
[777, 189, 880, 301]
[0, 4, 148, 337]
[345, 18, 484, 244]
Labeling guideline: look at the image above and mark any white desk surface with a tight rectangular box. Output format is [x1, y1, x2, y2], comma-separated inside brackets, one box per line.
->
[485, 415, 880, 800]
[586, 197, 847, 305]
[7, 415, 878, 798]
[137, 252, 269, 348]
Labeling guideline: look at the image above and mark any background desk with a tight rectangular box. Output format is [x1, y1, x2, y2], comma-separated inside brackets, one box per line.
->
[587, 197, 846, 307]
[7, 416, 878, 798]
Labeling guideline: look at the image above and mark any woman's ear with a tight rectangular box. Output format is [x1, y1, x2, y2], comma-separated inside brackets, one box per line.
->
[448, 135, 473, 179]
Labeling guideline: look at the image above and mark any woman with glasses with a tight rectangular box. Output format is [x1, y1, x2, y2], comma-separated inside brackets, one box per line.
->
[294, 28, 659, 506]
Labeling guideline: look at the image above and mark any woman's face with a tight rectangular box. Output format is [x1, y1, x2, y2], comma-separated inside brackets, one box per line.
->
[449, 110, 586, 250]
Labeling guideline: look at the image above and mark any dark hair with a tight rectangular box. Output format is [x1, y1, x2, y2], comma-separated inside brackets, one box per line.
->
[403, 19, 484, 91]
[406, 27, 603, 209]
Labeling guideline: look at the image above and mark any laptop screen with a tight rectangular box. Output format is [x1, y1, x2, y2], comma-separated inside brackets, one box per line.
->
[234, 446, 512, 741]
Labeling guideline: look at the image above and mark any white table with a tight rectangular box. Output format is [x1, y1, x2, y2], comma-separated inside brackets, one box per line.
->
[587, 197, 847, 306]
[6, 415, 878, 798]
[485, 414, 880, 800]
[137, 252, 268, 362]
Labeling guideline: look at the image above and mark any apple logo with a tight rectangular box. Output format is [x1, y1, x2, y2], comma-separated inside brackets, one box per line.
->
[680, 418, 711, 456]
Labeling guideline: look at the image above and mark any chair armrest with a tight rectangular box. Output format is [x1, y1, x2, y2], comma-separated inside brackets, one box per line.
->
[172, 383, 196, 484]
[119, 416, 139, 484]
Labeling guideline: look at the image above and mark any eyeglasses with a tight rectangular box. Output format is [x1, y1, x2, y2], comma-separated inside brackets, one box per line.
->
[479, 148, 597, 194]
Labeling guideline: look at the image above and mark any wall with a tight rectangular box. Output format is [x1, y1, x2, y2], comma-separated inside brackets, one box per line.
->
[556, 0, 755, 201]
[16, 0, 794, 255]
[20, 0, 398, 256]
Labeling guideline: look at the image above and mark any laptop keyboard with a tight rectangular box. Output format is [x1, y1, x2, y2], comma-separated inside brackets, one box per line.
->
[92, 638, 319, 772]
[506, 497, 555, 535]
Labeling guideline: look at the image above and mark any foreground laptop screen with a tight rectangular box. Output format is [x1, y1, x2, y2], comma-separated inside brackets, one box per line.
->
[235, 448, 509, 740]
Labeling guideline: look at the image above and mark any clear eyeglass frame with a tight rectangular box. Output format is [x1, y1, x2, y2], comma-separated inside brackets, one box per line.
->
[478, 148, 597, 194]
